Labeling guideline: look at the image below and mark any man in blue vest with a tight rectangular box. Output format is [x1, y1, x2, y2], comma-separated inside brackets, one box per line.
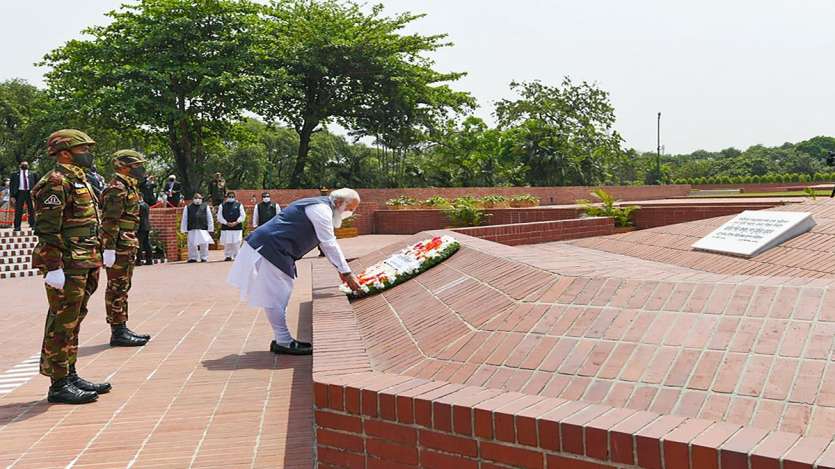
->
[227, 188, 361, 355]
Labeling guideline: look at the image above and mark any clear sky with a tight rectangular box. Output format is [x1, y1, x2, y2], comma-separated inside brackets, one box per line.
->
[3, 0, 835, 154]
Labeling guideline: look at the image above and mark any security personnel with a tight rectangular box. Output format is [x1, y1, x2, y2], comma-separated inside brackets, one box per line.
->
[33, 129, 111, 405]
[101, 150, 151, 347]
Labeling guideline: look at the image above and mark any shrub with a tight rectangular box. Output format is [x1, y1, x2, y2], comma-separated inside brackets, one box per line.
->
[577, 188, 638, 228]
[719, 175, 731, 184]
[385, 196, 418, 209]
[479, 195, 509, 208]
[509, 194, 540, 207]
[814, 172, 825, 182]
[751, 175, 761, 183]
[804, 187, 817, 200]
[444, 198, 490, 227]
[799, 174, 809, 183]
[420, 195, 451, 209]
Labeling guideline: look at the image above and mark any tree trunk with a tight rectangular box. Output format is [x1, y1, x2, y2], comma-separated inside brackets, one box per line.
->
[168, 120, 196, 199]
[289, 120, 316, 188]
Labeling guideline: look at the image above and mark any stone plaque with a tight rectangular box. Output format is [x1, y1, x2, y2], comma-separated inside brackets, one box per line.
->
[691, 210, 815, 257]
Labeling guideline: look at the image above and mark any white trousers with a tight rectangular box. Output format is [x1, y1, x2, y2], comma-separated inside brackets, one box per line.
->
[227, 243, 295, 344]
[188, 242, 209, 261]
[224, 242, 241, 259]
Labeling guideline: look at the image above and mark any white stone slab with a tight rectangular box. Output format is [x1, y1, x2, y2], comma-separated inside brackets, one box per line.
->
[691, 210, 815, 257]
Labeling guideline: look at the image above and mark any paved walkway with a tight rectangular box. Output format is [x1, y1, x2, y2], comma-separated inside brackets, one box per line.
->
[0, 235, 405, 469]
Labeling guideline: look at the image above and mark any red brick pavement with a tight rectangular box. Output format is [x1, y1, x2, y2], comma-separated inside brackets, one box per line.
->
[0, 235, 405, 469]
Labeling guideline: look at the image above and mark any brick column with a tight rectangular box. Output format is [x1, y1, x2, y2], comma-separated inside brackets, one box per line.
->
[149, 207, 180, 261]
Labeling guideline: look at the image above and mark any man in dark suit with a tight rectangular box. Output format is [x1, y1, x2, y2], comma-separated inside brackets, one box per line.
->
[10, 160, 38, 232]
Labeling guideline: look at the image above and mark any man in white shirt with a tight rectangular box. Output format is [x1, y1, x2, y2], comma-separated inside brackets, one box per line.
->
[179, 193, 214, 263]
[216, 191, 245, 261]
[227, 188, 360, 355]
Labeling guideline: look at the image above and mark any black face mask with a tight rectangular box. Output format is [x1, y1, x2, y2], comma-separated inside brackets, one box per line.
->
[129, 166, 147, 180]
[72, 152, 94, 169]
[20, 165, 28, 170]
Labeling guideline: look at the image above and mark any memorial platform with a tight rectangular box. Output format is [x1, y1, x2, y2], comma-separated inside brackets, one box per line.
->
[312, 199, 835, 469]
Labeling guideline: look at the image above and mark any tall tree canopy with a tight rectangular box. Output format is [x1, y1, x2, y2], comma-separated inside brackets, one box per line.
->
[495, 78, 626, 186]
[257, 0, 474, 188]
[41, 0, 263, 196]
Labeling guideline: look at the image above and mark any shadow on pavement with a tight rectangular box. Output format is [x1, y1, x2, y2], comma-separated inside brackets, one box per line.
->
[77, 343, 111, 358]
[0, 400, 50, 425]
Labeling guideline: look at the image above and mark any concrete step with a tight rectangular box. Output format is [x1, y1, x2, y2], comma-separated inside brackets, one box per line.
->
[0, 242, 37, 250]
[0, 249, 33, 257]
[0, 236, 37, 245]
[0, 262, 33, 272]
[0, 229, 34, 238]
[0, 256, 30, 265]
[0, 269, 38, 279]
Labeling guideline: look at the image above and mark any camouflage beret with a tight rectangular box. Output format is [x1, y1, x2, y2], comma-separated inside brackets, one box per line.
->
[46, 129, 95, 155]
[112, 149, 147, 168]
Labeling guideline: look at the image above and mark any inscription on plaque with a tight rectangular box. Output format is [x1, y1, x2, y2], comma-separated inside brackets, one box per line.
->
[692, 210, 815, 257]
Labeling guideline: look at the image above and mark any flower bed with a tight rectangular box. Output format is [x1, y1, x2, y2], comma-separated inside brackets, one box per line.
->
[340, 235, 460, 298]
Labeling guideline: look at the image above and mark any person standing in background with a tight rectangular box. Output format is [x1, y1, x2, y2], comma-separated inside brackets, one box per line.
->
[180, 193, 213, 262]
[164, 175, 182, 207]
[217, 191, 245, 261]
[136, 199, 153, 266]
[252, 191, 279, 228]
[140, 175, 158, 206]
[0, 177, 10, 227]
[86, 164, 106, 202]
[10, 160, 38, 232]
[208, 172, 226, 207]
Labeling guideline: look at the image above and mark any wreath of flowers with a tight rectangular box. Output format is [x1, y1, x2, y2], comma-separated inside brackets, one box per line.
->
[340, 235, 460, 299]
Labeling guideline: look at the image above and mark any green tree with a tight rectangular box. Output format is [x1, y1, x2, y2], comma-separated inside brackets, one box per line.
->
[256, 0, 473, 188]
[0, 79, 50, 175]
[495, 78, 626, 186]
[41, 0, 263, 197]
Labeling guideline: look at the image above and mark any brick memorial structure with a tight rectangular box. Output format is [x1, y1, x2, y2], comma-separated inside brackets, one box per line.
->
[310, 199, 835, 468]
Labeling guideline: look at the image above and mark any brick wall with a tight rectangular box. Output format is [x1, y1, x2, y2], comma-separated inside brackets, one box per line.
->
[310, 247, 830, 469]
[631, 202, 787, 229]
[148, 207, 179, 260]
[452, 217, 614, 246]
[374, 207, 583, 235]
[233, 184, 691, 208]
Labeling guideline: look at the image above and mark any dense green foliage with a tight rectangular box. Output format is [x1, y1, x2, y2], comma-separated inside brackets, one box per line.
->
[4, 0, 835, 192]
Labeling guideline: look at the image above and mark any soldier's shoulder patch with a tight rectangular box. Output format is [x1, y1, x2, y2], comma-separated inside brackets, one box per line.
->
[42, 194, 62, 206]
[72, 182, 86, 189]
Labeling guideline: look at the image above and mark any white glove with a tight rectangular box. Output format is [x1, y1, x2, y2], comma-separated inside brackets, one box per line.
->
[45, 269, 66, 290]
[103, 250, 116, 268]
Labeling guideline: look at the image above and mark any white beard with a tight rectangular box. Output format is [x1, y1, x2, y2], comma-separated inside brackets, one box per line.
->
[332, 208, 343, 229]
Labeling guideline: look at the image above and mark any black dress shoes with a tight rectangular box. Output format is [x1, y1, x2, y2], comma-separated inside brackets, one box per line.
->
[270, 340, 313, 355]
[110, 324, 149, 347]
[187, 259, 197, 263]
[68, 364, 111, 394]
[48, 377, 98, 404]
[124, 325, 151, 340]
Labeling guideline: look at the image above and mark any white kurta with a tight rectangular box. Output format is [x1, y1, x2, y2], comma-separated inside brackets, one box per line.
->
[180, 204, 214, 245]
[217, 203, 245, 244]
[227, 203, 351, 343]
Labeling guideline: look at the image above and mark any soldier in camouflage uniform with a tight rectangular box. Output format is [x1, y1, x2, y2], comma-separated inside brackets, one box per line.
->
[101, 150, 151, 347]
[33, 129, 111, 405]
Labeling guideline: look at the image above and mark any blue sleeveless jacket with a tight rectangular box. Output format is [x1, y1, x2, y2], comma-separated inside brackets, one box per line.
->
[245, 196, 333, 278]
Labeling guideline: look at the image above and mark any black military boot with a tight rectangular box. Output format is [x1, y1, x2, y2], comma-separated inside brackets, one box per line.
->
[47, 376, 98, 404]
[68, 364, 112, 394]
[123, 325, 151, 341]
[110, 324, 149, 347]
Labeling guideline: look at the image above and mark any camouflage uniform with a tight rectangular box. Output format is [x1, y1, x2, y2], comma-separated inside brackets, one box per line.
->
[32, 160, 102, 380]
[101, 172, 141, 325]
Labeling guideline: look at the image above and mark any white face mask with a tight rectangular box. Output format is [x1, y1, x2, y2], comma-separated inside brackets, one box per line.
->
[193, 198, 202, 205]
[226, 198, 235, 203]
[341, 210, 354, 220]
[262, 197, 270, 203]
